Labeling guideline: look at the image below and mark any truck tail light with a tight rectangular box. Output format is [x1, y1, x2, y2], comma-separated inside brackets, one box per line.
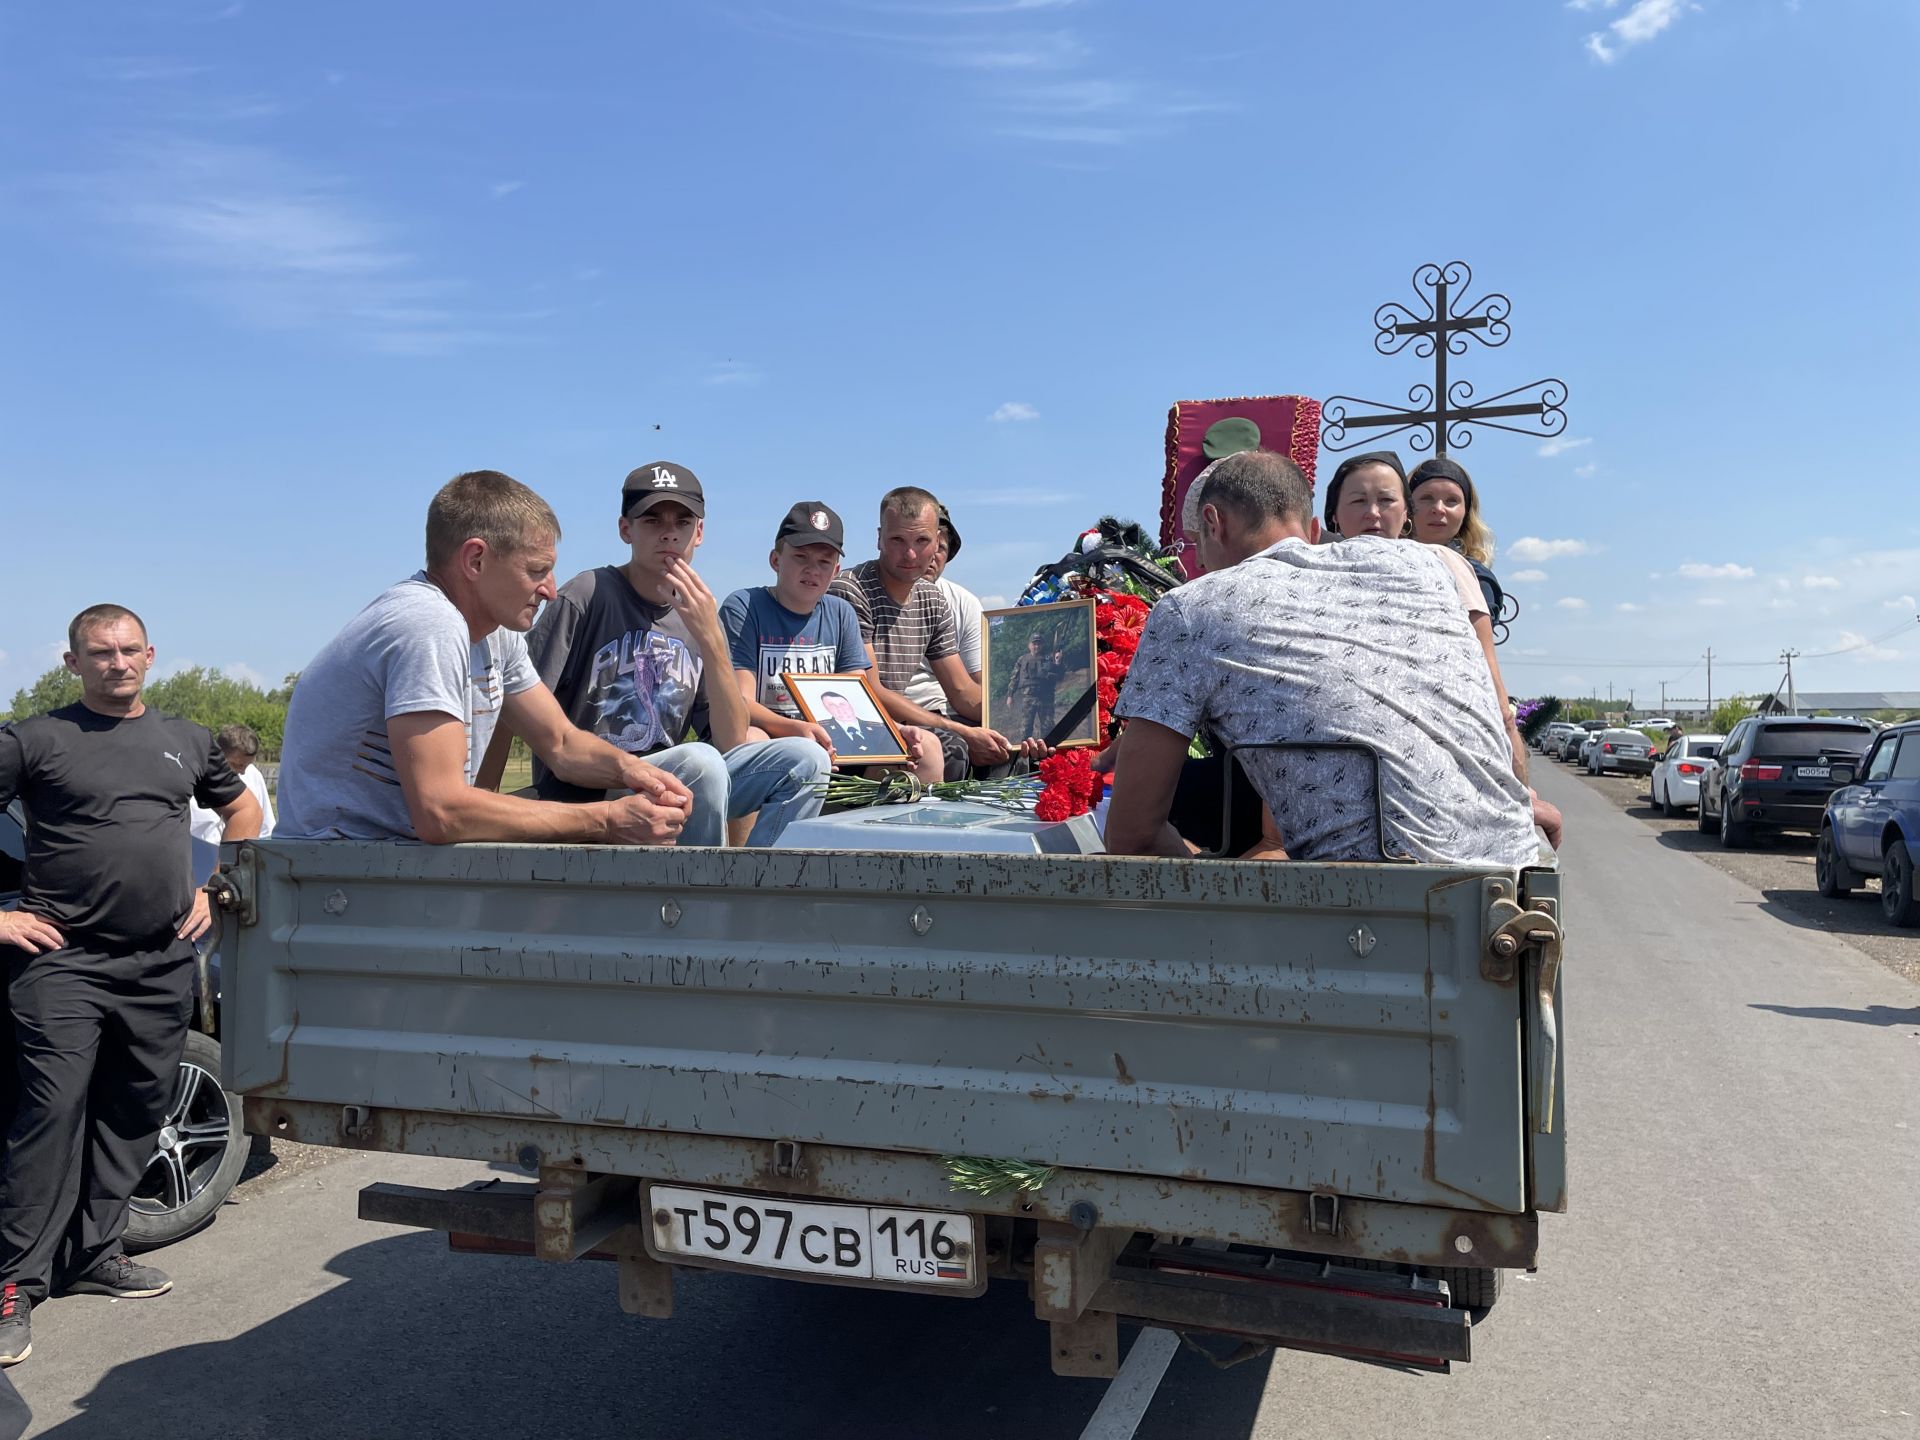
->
[1740, 763, 1783, 782]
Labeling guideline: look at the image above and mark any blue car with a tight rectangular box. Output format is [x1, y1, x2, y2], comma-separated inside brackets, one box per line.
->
[1817, 719, 1920, 927]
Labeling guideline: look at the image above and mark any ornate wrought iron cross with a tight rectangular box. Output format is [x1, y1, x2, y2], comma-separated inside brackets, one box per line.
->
[1321, 261, 1568, 457]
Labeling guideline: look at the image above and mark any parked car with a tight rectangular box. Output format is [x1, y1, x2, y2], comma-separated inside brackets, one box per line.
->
[1538, 721, 1581, 755]
[1650, 733, 1725, 815]
[1577, 729, 1608, 768]
[1587, 727, 1655, 776]
[1697, 717, 1876, 848]
[1560, 723, 1603, 762]
[1637, 717, 1676, 733]
[0, 800, 249, 1249]
[1817, 719, 1920, 927]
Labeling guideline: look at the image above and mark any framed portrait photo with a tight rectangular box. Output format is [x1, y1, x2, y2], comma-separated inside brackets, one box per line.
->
[981, 598, 1101, 748]
[782, 671, 913, 767]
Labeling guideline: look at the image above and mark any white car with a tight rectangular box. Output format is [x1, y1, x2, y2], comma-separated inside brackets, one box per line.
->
[1650, 733, 1725, 815]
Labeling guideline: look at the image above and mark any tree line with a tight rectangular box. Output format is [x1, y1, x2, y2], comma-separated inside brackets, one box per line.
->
[2, 666, 297, 752]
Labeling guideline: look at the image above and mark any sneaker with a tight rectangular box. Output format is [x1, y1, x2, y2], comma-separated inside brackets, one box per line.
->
[65, 1254, 172, 1300]
[0, 1284, 27, 1366]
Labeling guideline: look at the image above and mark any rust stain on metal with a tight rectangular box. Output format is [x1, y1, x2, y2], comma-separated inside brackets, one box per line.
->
[1112, 1053, 1134, 1086]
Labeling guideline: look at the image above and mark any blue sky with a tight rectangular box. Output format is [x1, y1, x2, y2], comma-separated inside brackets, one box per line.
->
[2, 0, 1915, 710]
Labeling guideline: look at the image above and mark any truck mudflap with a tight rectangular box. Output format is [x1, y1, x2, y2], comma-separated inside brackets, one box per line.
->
[358, 1176, 1476, 1378]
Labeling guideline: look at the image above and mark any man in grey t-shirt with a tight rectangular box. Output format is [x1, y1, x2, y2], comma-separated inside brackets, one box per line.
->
[277, 470, 694, 846]
[1105, 451, 1539, 867]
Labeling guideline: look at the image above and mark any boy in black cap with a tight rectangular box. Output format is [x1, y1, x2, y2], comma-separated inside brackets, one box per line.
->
[719, 503, 937, 780]
[479, 463, 829, 845]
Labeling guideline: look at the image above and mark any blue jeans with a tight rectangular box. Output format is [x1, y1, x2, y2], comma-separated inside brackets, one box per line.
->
[647, 738, 830, 847]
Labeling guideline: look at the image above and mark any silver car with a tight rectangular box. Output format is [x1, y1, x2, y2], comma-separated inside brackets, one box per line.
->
[1588, 727, 1654, 776]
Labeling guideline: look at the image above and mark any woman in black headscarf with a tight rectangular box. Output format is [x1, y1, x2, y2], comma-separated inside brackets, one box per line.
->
[1408, 456, 1507, 626]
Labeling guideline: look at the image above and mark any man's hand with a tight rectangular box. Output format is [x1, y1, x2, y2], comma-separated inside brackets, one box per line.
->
[177, 890, 213, 943]
[604, 790, 691, 846]
[1530, 792, 1564, 849]
[962, 726, 1014, 765]
[0, 909, 65, 954]
[1014, 737, 1053, 762]
[899, 726, 931, 762]
[801, 721, 835, 756]
[616, 756, 697, 810]
[663, 556, 724, 645]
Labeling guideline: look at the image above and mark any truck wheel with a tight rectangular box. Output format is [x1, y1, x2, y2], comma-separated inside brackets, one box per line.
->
[1883, 840, 1919, 928]
[1815, 827, 1856, 898]
[1428, 1265, 1503, 1310]
[125, 1029, 248, 1252]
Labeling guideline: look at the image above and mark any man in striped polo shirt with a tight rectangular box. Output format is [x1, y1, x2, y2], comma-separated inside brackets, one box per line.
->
[829, 488, 1042, 781]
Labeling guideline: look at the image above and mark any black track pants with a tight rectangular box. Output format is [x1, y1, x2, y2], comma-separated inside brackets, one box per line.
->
[0, 941, 193, 1301]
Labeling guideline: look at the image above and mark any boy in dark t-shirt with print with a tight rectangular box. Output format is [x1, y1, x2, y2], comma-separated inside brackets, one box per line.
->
[720, 502, 938, 783]
[477, 462, 828, 846]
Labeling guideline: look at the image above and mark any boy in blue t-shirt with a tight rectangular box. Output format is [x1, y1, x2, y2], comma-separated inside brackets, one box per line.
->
[720, 502, 937, 782]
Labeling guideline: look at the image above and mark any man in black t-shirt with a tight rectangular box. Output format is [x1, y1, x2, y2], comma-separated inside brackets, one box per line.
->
[0, 605, 260, 1370]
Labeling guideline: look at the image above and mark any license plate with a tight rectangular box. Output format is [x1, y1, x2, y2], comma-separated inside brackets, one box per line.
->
[646, 1185, 979, 1290]
[1620, 748, 1644, 757]
[1798, 765, 1830, 779]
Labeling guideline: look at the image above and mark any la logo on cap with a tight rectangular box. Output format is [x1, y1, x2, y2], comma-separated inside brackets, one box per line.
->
[810, 510, 830, 531]
[651, 466, 678, 489]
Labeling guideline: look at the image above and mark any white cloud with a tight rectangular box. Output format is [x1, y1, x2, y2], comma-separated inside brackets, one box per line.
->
[489, 179, 524, 199]
[1766, 597, 1797, 611]
[1573, 461, 1599, 479]
[990, 401, 1039, 423]
[1697, 597, 1727, 607]
[221, 660, 268, 686]
[1834, 631, 1901, 663]
[974, 594, 1010, 610]
[1554, 597, 1589, 611]
[1536, 435, 1593, 458]
[1566, 0, 1618, 10]
[1885, 594, 1918, 611]
[1677, 562, 1755, 580]
[703, 360, 762, 386]
[70, 138, 507, 354]
[1616, 602, 1643, 613]
[1508, 569, 1549, 584]
[1586, 0, 1689, 62]
[1509, 537, 1592, 562]
[1801, 574, 1841, 590]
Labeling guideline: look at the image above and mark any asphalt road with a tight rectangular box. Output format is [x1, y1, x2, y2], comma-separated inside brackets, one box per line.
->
[1556, 754, 1920, 986]
[10, 762, 1919, 1438]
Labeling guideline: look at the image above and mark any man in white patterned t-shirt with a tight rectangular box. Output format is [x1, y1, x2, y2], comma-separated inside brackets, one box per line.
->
[1104, 450, 1543, 866]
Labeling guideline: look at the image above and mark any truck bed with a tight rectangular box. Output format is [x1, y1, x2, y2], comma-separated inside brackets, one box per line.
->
[222, 841, 1564, 1221]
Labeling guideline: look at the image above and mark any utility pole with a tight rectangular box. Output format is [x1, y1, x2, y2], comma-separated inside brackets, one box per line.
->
[1704, 647, 1714, 718]
[1781, 649, 1800, 715]
[1660, 680, 1668, 713]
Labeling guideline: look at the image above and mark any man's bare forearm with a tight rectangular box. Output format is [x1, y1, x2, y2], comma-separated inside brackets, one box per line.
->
[416, 786, 616, 845]
[536, 729, 644, 791]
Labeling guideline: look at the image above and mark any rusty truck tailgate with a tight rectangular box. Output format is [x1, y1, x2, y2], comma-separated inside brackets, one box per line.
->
[222, 842, 1542, 1213]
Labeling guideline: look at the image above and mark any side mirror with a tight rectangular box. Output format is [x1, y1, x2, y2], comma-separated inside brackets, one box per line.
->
[1830, 764, 1856, 787]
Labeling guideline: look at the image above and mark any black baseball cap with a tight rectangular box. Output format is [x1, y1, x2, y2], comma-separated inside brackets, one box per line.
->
[937, 503, 962, 560]
[775, 501, 844, 554]
[622, 460, 705, 519]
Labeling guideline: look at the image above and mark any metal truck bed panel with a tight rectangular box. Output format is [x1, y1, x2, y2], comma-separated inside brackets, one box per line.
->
[223, 841, 1535, 1213]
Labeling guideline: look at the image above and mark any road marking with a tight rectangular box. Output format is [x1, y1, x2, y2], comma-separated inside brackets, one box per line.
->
[1077, 1326, 1180, 1440]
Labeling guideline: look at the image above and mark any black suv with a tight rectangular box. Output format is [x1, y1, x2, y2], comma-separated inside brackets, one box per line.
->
[1697, 716, 1876, 847]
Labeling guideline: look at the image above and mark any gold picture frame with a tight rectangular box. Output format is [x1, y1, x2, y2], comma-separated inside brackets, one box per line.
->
[981, 598, 1101, 748]
[782, 671, 914, 767]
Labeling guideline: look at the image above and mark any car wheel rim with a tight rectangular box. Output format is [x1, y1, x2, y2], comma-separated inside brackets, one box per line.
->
[1889, 853, 1911, 919]
[131, 1058, 231, 1217]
